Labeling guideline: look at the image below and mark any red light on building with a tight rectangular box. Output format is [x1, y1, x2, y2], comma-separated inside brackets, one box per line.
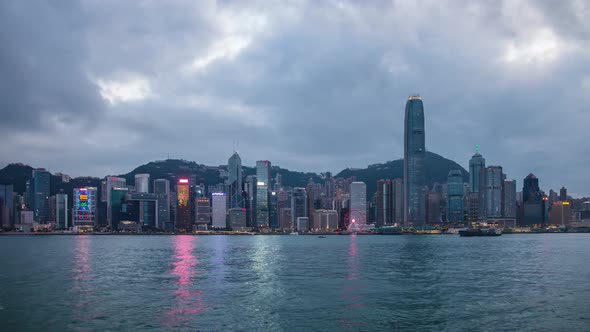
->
[542, 197, 549, 201]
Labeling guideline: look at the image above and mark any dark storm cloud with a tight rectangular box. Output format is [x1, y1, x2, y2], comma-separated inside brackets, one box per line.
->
[0, 0, 589, 196]
[0, 1, 104, 131]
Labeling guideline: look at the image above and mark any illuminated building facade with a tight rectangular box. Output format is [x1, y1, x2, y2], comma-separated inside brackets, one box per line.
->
[212, 193, 227, 229]
[403, 95, 426, 226]
[72, 187, 97, 228]
[176, 179, 191, 231]
[256, 160, 271, 227]
[195, 197, 211, 228]
[549, 201, 571, 226]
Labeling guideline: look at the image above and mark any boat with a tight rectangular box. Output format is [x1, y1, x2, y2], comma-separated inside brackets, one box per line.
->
[459, 227, 502, 237]
[290, 232, 299, 235]
[318, 235, 326, 238]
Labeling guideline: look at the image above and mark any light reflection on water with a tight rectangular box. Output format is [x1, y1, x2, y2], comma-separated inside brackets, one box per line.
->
[164, 235, 206, 326]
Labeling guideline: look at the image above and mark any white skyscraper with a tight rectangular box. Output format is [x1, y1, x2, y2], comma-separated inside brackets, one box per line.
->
[135, 174, 150, 193]
[212, 193, 227, 229]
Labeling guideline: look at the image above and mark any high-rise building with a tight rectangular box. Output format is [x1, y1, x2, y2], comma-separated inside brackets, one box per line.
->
[176, 179, 191, 231]
[195, 197, 211, 228]
[244, 175, 256, 227]
[228, 208, 247, 230]
[469, 147, 485, 193]
[228, 152, 244, 209]
[279, 208, 292, 229]
[503, 179, 517, 219]
[425, 192, 441, 224]
[56, 193, 68, 229]
[549, 201, 571, 226]
[110, 187, 129, 230]
[447, 170, 464, 222]
[72, 187, 97, 229]
[154, 179, 171, 229]
[481, 166, 504, 219]
[521, 173, 544, 226]
[312, 209, 338, 230]
[0, 184, 14, 228]
[559, 187, 567, 202]
[392, 179, 404, 224]
[256, 160, 271, 227]
[32, 169, 51, 223]
[403, 95, 426, 226]
[349, 181, 367, 231]
[104, 177, 126, 228]
[291, 188, 307, 230]
[135, 174, 150, 193]
[211, 193, 227, 229]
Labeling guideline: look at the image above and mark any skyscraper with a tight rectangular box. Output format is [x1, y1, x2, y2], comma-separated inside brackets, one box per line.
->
[104, 177, 126, 228]
[56, 193, 68, 229]
[176, 178, 191, 231]
[521, 173, 544, 226]
[32, 169, 51, 223]
[481, 166, 504, 218]
[469, 147, 485, 193]
[559, 187, 567, 202]
[349, 181, 367, 231]
[447, 170, 464, 222]
[228, 152, 243, 209]
[291, 188, 307, 230]
[256, 160, 271, 227]
[403, 95, 426, 226]
[503, 179, 517, 219]
[211, 193, 227, 229]
[154, 179, 171, 230]
[135, 174, 150, 193]
[110, 187, 129, 230]
[72, 187, 97, 229]
[0, 184, 14, 228]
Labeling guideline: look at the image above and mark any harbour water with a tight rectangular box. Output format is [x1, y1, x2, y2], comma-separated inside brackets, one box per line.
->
[1, 234, 589, 331]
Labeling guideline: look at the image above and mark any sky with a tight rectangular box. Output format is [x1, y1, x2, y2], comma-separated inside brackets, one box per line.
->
[0, 0, 589, 196]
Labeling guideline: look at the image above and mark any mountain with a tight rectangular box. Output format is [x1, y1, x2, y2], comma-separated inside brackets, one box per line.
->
[335, 151, 468, 198]
[0, 151, 467, 198]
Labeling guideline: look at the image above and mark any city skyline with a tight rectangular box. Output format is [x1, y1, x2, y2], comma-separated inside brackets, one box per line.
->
[0, 2, 589, 196]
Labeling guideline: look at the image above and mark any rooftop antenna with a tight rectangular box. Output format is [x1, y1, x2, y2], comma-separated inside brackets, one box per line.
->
[475, 144, 479, 154]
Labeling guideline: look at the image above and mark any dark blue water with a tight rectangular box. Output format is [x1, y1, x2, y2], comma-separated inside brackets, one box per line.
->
[1, 234, 589, 331]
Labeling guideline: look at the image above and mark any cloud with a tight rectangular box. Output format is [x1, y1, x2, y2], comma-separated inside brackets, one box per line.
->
[0, 0, 589, 196]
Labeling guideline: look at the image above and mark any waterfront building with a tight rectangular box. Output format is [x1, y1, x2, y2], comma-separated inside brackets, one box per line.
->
[228, 152, 244, 209]
[291, 188, 307, 230]
[244, 175, 256, 227]
[110, 187, 129, 230]
[72, 187, 98, 229]
[256, 160, 271, 227]
[447, 170, 464, 222]
[32, 169, 51, 223]
[392, 179, 404, 224]
[228, 208, 247, 231]
[296, 217, 309, 232]
[404, 95, 426, 226]
[56, 193, 68, 229]
[154, 179, 171, 229]
[350, 181, 367, 231]
[425, 192, 441, 224]
[312, 209, 338, 230]
[195, 197, 211, 228]
[503, 179, 517, 219]
[280, 208, 292, 229]
[135, 174, 150, 193]
[176, 178, 192, 231]
[211, 193, 227, 229]
[549, 201, 571, 226]
[128, 193, 158, 227]
[481, 166, 504, 219]
[521, 173, 544, 226]
[104, 177, 126, 228]
[0, 184, 14, 228]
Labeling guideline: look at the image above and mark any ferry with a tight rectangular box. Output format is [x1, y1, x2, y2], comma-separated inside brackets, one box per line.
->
[459, 227, 502, 237]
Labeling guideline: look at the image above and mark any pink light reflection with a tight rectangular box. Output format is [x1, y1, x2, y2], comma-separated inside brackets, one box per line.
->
[163, 235, 207, 326]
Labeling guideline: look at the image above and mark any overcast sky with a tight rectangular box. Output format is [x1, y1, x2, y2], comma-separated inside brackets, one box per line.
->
[1, 1, 589, 196]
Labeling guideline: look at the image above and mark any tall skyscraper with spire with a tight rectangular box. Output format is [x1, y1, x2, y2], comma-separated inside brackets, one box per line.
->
[469, 146, 485, 193]
[403, 95, 426, 226]
[228, 152, 243, 209]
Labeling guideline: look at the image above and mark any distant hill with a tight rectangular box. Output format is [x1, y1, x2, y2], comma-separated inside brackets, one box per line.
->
[0, 151, 467, 199]
[335, 151, 468, 198]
